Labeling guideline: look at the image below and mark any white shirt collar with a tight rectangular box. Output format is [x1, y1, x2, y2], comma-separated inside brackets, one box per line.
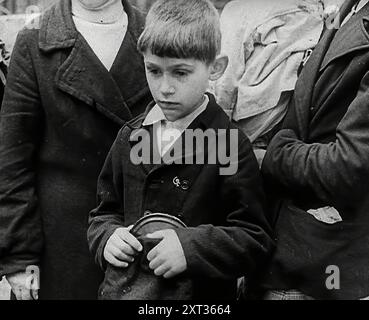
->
[143, 95, 209, 130]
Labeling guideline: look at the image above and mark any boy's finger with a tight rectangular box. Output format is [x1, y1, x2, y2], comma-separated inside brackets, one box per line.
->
[154, 264, 171, 277]
[110, 238, 136, 256]
[163, 269, 178, 279]
[106, 253, 129, 268]
[111, 246, 135, 263]
[124, 236, 143, 253]
[146, 230, 166, 239]
[147, 246, 159, 261]
[116, 229, 143, 252]
[149, 256, 165, 270]
[120, 242, 137, 256]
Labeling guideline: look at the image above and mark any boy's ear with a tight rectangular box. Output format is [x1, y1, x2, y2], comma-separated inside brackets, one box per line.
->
[209, 54, 229, 81]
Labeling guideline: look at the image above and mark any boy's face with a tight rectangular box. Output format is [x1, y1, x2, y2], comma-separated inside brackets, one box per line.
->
[143, 52, 212, 122]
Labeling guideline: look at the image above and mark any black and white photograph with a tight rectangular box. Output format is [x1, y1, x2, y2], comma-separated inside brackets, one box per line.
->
[0, 0, 368, 308]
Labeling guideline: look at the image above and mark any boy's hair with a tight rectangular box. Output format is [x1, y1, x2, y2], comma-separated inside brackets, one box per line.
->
[137, 0, 221, 64]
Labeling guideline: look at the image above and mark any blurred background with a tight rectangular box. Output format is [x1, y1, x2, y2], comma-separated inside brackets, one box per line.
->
[0, 0, 230, 13]
[0, 0, 230, 52]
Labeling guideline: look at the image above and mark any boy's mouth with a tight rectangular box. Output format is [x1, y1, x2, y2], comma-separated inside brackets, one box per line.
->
[158, 101, 179, 108]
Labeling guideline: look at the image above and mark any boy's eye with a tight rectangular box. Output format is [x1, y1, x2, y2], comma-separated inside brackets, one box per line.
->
[173, 70, 189, 77]
[147, 68, 162, 76]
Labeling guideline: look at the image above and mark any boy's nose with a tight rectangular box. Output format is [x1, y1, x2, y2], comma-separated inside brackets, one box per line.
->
[160, 77, 175, 96]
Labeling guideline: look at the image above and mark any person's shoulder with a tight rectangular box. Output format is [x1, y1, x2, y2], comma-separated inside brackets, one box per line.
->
[220, 0, 248, 21]
[14, 3, 56, 49]
[116, 113, 147, 139]
[10, 27, 40, 59]
[130, 3, 148, 18]
[205, 97, 252, 152]
[207, 95, 246, 135]
[22, 0, 60, 35]
[127, 2, 148, 34]
[15, 17, 43, 46]
[127, 112, 147, 129]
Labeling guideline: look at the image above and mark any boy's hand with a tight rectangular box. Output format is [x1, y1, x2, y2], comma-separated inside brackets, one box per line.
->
[104, 227, 143, 268]
[146, 229, 187, 279]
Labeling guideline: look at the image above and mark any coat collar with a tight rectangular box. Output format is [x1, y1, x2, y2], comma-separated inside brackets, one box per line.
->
[38, 0, 149, 126]
[292, 0, 360, 140]
[320, 0, 369, 71]
[128, 93, 225, 132]
[38, 0, 143, 52]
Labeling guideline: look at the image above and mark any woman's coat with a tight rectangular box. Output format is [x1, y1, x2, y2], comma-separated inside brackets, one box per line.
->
[0, 0, 151, 299]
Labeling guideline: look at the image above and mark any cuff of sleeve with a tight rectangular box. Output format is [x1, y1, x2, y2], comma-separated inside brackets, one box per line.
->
[96, 224, 122, 271]
[175, 228, 199, 275]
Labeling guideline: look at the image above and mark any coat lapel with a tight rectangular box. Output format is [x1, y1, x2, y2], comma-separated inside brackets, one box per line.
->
[320, 2, 369, 72]
[55, 34, 132, 125]
[39, 0, 148, 126]
[293, 0, 359, 140]
[109, 1, 150, 112]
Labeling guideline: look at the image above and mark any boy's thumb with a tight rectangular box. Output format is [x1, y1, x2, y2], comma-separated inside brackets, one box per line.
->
[146, 230, 166, 239]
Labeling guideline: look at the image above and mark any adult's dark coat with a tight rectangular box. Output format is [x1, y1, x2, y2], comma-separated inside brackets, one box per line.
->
[0, 0, 151, 299]
[88, 95, 274, 300]
[261, 0, 369, 299]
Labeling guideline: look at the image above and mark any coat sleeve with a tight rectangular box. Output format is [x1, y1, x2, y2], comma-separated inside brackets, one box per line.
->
[175, 136, 275, 279]
[87, 129, 126, 270]
[261, 71, 369, 207]
[0, 31, 44, 277]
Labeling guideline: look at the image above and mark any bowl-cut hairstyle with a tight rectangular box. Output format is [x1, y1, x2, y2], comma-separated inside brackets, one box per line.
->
[137, 0, 221, 64]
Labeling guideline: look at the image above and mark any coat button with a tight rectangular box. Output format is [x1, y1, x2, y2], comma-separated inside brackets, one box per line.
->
[122, 286, 131, 294]
[181, 180, 190, 191]
[173, 176, 181, 188]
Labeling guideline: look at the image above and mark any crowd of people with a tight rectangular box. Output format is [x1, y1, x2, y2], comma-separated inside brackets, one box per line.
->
[0, 0, 368, 300]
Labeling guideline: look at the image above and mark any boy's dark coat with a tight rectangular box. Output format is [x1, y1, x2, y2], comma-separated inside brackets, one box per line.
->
[0, 0, 151, 299]
[88, 95, 274, 299]
[261, 0, 369, 299]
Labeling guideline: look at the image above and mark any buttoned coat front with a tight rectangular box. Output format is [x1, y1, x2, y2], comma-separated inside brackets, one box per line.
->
[261, 0, 369, 299]
[0, 0, 151, 299]
[88, 95, 275, 300]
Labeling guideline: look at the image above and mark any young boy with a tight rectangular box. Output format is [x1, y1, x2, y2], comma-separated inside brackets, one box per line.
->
[88, 0, 274, 300]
